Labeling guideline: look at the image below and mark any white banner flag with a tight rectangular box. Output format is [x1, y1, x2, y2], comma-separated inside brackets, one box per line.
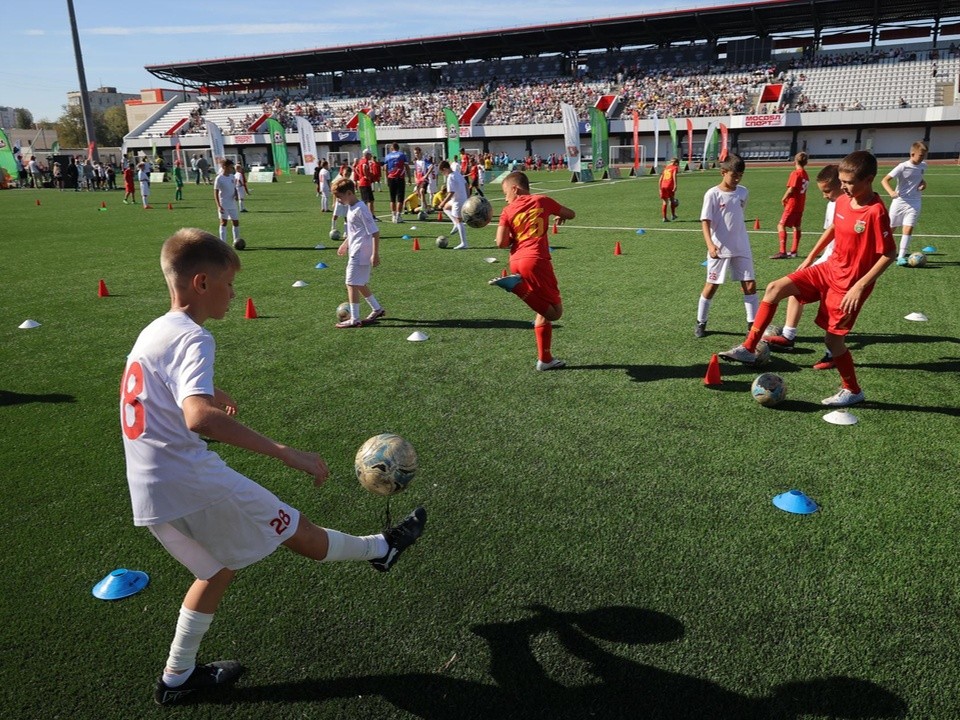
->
[702, 119, 720, 168]
[295, 116, 318, 176]
[560, 103, 581, 174]
[207, 121, 226, 165]
[652, 113, 660, 172]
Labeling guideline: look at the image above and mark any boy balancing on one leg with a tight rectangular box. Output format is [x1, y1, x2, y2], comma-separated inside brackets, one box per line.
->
[695, 154, 758, 338]
[770, 152, 809, 259]
[719, 150, 896, 407]
[488, 171, 575, 371]
[763, 164, 843, 370]
[332, 176, 386, 328]
[121, 228, 426, 706]
[881, 140, 928, 265]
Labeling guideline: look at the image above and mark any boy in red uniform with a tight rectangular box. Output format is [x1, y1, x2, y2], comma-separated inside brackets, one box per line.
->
[659, 157, 680, 222]
[719, 151, 895, 407]
[122, 162, 136, 204]
[771, 152, 809, 258]
[487, 171, 576, 371]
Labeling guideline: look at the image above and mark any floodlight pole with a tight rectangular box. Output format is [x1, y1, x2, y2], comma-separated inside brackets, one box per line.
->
[66, 0, 99, 161]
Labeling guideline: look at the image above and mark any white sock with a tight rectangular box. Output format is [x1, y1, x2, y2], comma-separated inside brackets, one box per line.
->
[898, 234, 911, 258]
[456, 224, 467, 246]
[783, 325, 798, 341]
[697, 296, 712, 324]
[219, 225, 227, 243]
[321, 529, 388, 562]
[744, 294, 759, 323]
[349, 303, 360, 321]
[366, 295, 382, 311]
[163, 606, 214, 681]
[232, 226, 239, 241]
[238, 199, 244, 211]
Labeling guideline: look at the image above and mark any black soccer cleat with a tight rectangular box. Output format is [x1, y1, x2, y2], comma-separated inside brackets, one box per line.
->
[370, 506, 427, 573]
[154, 660, 244, 706]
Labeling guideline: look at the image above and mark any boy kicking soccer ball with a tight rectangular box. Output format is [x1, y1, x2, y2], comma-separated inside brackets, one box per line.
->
[332, 176, 386, 327]
[719, 151, 896, 407]
[121, 228, 425, 705]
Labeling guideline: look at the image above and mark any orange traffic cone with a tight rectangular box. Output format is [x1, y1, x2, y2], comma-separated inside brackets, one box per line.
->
[704, 354, 722, 386]
[501, 268, 508, 277]
[614, 241, 622, 256]
[552, 222, 558, 235]
[753, 218, 761, 230]
[167, 202, 173, 210]
[35, 199, 41, 206]
[97, 279, 110, 298]
[437, 211, 443, 221]
[100, 200, 106, 208]
[244, 298, 258, 319]
[412, 238, 420, 251]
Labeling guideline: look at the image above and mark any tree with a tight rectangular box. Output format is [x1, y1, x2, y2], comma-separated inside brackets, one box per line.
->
[55, 104, 87, 147]
[14, 108, 33, 129]
[101, 105, 129, 147]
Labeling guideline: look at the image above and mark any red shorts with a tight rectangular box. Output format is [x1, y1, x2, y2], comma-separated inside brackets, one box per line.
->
[788, 264, 874, 336]
[779, 207, 804, 227]
[124, 182, 134, 193]
[659, 189, 675, 201]
[511, 255, 561, 306]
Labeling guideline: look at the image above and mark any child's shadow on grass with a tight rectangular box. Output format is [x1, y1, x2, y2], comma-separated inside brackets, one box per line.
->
[0, 390, 76, 406]
[210, 604, 906, 719]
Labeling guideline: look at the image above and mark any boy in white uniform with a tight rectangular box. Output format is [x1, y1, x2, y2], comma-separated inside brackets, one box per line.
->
[215, 160, 241, 245]
[694, 154, 757, 338]
[234, 164, 249, 213]
[121, 228, 426, 705]
[317, 160, 331, 212]
[331, 164, 351, 235]
[881, 140, 928, 265]
[437, 160, 469, 249]
[137, 162, 152, 209]
[333, 177, 386, 327]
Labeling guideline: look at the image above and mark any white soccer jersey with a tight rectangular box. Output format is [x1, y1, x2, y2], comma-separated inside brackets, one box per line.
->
[700, 185, 751, 258]
[216, 173, 237, 208]
[234, 171, 247, 199]
[345, 200, 379, 263]
[814, 199, 837, 266]
[318, 168, 331, 193]
[446, 170, 468, 204]
[887, 160, 926, 201]
[121, 311, 245, 526]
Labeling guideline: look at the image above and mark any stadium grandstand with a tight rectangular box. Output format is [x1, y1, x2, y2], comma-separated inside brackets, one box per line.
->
[128, 0, 960, 170]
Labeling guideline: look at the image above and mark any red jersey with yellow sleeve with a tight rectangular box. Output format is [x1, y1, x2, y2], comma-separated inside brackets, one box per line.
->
[659, 165, 678, 193]
[824, 192, 893, 291]
[498, 194, 563, 263]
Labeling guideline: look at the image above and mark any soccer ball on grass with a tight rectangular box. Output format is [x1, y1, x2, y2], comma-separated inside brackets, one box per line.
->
[751, 373, 787, 407]
[232, 238, 246, 251]
[461, 195, 493, 229]
[336, 302, 351, 322]
[355, 433, 418, 496]
[907, 252, 927, 267]
[329, 229, 342, 242]
[754, 340, 772, 366]
[436, 235, 449, 249]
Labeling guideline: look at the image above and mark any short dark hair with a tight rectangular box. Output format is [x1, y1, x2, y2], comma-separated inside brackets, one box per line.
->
[839, 150, 877, 181]
[719, 154, 745, 174]
[503, 171, 530, 191]
[816, 164, 839, 185]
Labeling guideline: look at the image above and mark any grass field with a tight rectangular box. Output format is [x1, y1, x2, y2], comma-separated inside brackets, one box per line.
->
[2, 162, 958, 719]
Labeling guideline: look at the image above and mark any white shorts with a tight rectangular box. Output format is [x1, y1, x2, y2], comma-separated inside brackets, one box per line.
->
[334, 201, 348, 218]
[148, 480, 299, 579]
[346, 262, 372, 286]
[888, 197, 920, 228]
[140, 181, 150, 197]
[445, 200, 462, 220]
[706, 255, 755, 284]
[219, 206, 239, 221]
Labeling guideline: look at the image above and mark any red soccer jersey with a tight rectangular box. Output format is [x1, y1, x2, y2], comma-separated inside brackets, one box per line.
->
[824, 193, 894, 291]
[354, 159, 372, 187]
[498, 194, 564, 262]
[784, 168, 809, 214]
[659, 165, 678, 192]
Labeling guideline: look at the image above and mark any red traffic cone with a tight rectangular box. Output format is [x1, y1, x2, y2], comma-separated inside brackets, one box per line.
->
[501, 268, 508, 277]
[97, 279, 110, 298]
[100, 200, 106, 208]
[412, 238, 420, 251]
[437, 211, 443, 221]
[552, 221, 558, 235]
[704, 354, 722, 386]
[35, 199, 41, 206]
[244, 297, 258, 319]
[167, 202, 173, 210]
[614, 241, 622, 256]
[753, 218, 761, 230]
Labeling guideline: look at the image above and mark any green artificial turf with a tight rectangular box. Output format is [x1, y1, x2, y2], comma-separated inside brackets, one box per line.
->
[1, 165, 958, 718]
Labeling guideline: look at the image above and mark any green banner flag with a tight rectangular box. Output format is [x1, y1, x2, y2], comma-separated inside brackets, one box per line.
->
[588, 107, 609, 174]
[443, 108, 460, 160]
[266, 118, 290, 174]
[357, 111, 378, 157]
[51, 141, 60, 153]
[667, 118, 678, 159]
[0, 128, 17, 182]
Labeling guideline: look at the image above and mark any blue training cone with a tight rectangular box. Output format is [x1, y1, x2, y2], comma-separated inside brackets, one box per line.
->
[922, 246, 937, 253]
[701, 259, 709, 266]
[773, 489, 818, 515]
[636, 228, 646, 235]
[92, 568, 150, 600]
[401, 234, 411, 240]
[315, 262, 328, 269]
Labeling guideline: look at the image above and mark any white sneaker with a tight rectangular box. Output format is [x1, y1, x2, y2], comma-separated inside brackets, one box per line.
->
[453, 243, 468, 250]
[718, 344, 756, 364]
[821, 388, 865, 407]
[536, 358, 566, 371]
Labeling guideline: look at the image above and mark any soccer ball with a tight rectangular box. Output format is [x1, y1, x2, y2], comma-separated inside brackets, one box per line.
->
[232, 238, 246, 251]
[762, 324, 783, 339]
[355, 433, 418, 496]
[336, 302, 350, 321]
[417, 210, 429, 221]
[329, 229, 342, 242]
[436, 235, 449, 249]
[754, 340, 772, 366]
[461, 195, 493, 229]
[751, 373, 787, 407]
[908, 252, 927, 267]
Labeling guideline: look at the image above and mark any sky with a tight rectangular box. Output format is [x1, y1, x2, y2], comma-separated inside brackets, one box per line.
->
[3, 0, 726, 122]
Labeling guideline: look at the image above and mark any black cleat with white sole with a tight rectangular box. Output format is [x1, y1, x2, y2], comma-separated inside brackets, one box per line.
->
[370, 506, 427, 572]
[154, 660, 244, 706]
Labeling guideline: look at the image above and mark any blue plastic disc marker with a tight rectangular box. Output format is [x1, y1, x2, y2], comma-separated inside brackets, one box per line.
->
[92, 569, 150, 600]
[773, 489, 818, 515]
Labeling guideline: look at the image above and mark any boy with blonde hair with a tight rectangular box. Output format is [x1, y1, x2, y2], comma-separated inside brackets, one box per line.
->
[881, 140, 928, 265]
[121, 228, 425, 705]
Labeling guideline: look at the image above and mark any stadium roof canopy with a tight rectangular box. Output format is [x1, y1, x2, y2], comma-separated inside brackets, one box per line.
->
[146, 0, 960, 88]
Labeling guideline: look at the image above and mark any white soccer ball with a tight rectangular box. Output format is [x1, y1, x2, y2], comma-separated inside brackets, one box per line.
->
[754, 340, 772, 366]
[436, 235, 448, 249]
[461, 195, 493, 229]
[329, 229, 342, 242]
[762, 325, 783, 339]
[751, 372, 787, 407]
[336, 302, 350, 321]
[355, 433, 418, 496]
[907, 252, 927, 268]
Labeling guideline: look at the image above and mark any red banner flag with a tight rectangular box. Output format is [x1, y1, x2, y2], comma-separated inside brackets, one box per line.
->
[87, 141, 96, 161]
[685, 119, 694, 167]
[719, 123, 729, 162]
[632, 110, 640, 172]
